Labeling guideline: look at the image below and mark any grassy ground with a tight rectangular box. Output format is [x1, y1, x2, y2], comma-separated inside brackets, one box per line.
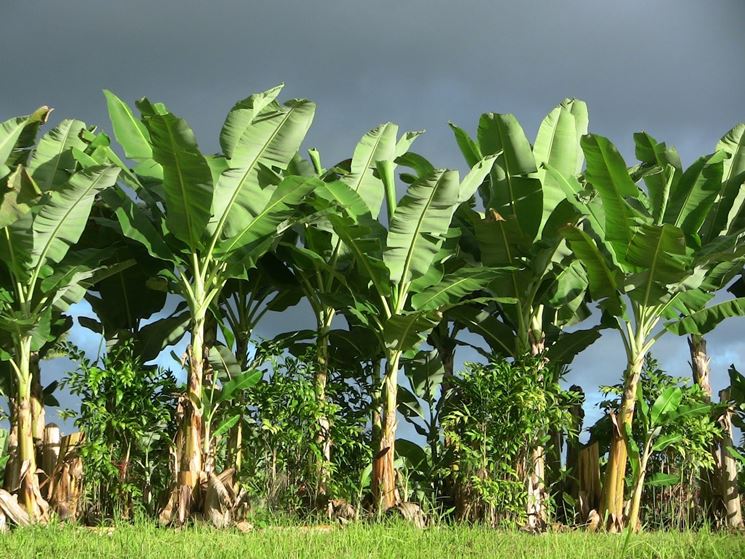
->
[1, 522, 742, 559]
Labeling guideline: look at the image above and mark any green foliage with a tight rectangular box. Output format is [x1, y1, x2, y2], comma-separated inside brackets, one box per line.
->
[1, 91, 744, 532]
[240, 350, 371, 512]
[61, 341, 178, 520]
[441, 358, 578, 525]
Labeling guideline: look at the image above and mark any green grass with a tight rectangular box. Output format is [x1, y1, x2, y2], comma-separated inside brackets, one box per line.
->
[0, 522, 741, 559]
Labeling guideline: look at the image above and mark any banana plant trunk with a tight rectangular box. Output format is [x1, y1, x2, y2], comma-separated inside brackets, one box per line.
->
[201, 314, 217, 475]
[689, 335, 712, 397]
[526, 320, 547, 530]
[314, 310, 334, 501]
[372, 351, 400, 511]
[370, 359, 383, 495]
[601, 353, 645, 531]
[178, 309, 206, 517]
[432, 329, 457, 509]
[14, 336, 45, 518]
[688, 334, 720, 520]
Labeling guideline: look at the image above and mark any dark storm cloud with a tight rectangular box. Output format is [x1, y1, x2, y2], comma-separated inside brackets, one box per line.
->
[2, 0, 745, 428]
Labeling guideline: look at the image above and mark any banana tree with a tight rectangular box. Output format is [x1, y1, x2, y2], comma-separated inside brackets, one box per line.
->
[102, 85, 318, 521]
[327, 144, 496, 510]
[634, 124, 745, 397]
[0, 111, 123, 518]
[632, 125, 745, 518]
[553, 132, 744, 529]
[449, 99, 601, 528]
[276, 123, 422, 498]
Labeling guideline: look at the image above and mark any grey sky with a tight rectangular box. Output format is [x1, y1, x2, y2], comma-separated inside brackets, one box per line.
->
[2, 0, 745, 433]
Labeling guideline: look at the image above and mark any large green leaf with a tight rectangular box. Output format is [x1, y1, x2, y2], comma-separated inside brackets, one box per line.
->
[106, 188, 175, 263]
[561, 225, 621, 303]
[395, 438, 427, 469]
[220, 370, 262, 402]
[581, 134, 643, 260]
[384, 169, 460, 285]
[342, 123, 398, 218]
[411, 267, 499, 311]
[545, 164, 606, 239]
[0, 165, 42, 228]
[30, 166, 120, 273]
[314, 180, 372, 220]
[215, 175, 321, 258]
[27, 119, 87, 192]
[448, 122, 482, 168]
[135, 311, 190, 361]
[208, 344, 242, 380]
[457, 155, 497, 203]
[477, 113, 542, 239]
[633, 132, 681, 224]
[219, 85, 283, 159]
[0, 108, 49, 176]
[666, 297, 745, 335]
[474, 213, 530, 268]
[714, 123, 745, 235]
[545, 327, 602, 367]
[650, 386, 683, 426]
[447, 304, 515, 357]
[403, 349, 444, 401]
[383, 312, 438, 354]
[87, 248, 168, 332]
[213, 98, 316, 243]
[144, 113, 213, 250]
[103, 90, 153, 160]
[625, 223, 690, 307]
[327, 213, 390, 299]
[534, 99, 586, 232]
[663, 151, 725, 234]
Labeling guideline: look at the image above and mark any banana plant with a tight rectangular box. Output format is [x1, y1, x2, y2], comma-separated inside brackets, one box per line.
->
[449, 99, 601, 528]
[553, 132, 744, 528]
[276, 123, 423, 497]
[102, 85, 318, 521]
[327, 144, 496, 510]
[0, 111, 124, 518]
[634, 124, 745, 399]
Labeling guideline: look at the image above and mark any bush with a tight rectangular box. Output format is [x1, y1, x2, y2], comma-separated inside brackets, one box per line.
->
[61, 341, 178, 520]
[240, 350, 371, 513]
[441, 357, 577, 525]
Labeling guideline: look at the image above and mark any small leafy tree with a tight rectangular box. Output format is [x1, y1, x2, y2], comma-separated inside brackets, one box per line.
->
[241, 350, 370, 513]
[61, 341, 178, 519]
[441, 358, 577, 526]
[626, 383, 715, 530]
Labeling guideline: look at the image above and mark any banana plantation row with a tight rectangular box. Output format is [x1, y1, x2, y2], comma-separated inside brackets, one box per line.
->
[0, 86, 744, 532]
